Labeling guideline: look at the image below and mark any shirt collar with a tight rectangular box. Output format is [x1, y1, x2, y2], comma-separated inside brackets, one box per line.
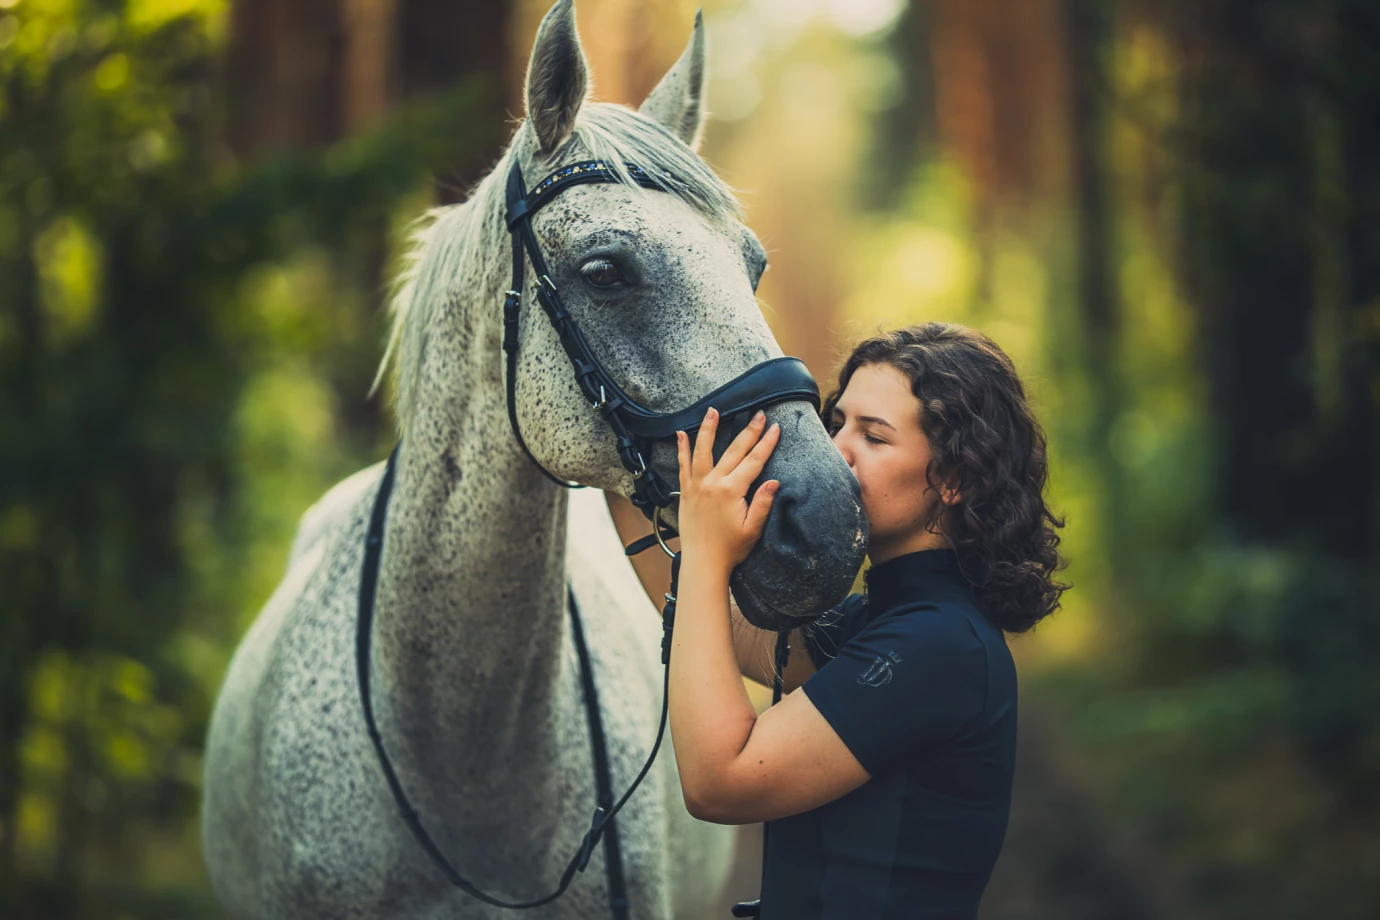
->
[863, 548, 969, 614]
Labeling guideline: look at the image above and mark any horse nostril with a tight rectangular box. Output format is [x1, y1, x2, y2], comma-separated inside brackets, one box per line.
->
[764, 482, 808, 559]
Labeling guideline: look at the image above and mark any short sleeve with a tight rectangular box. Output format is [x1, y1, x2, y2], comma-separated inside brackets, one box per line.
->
[800, 593, 868, 671]
[800, 604, 988, 776]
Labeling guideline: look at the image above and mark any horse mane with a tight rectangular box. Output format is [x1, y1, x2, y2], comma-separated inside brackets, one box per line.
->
[375, 103, 745, 437]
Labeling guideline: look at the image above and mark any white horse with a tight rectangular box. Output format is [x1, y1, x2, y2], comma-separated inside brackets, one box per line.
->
[201, 3, 865, 917]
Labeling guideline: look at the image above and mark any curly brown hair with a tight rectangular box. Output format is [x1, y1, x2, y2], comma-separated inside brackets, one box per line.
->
[821, 322, 1069, 633]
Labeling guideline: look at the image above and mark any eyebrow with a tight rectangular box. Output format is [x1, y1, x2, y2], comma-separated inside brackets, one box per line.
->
[830, 407, 896, 431]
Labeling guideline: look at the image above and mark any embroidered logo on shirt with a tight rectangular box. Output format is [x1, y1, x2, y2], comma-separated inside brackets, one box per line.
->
[857, 651, 903, 687]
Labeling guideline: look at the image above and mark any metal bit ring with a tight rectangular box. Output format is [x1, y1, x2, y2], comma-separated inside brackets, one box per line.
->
[651, 492, 681, 558]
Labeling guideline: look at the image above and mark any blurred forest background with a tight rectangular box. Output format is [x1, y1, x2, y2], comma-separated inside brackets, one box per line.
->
[2, 0, 1377, 917]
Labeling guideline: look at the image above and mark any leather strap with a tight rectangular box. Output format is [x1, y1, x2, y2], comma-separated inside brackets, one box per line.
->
[503, 166, 583, 492]
[500, 158, 821, 518]
[504, 161, 669, 230]
[356, 443, 670, 914]
[568, 583, 629, 920]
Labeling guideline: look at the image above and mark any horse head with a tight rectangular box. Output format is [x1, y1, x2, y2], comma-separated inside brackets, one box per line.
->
[396, 0, 868, 629]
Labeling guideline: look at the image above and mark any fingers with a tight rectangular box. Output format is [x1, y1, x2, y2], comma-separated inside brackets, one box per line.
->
[692, 406, 719, 478]
[676, 430, 691, 494]
[743, 479, 780, 538]
[715, 409, 769, 472]
[725, 421, 781, 490]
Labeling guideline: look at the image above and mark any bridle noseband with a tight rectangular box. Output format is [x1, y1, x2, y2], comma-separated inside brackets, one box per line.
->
[358, 156, 816, 917]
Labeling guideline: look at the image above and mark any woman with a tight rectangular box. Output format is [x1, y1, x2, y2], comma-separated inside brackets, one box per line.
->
[606, 322, 1068, 919]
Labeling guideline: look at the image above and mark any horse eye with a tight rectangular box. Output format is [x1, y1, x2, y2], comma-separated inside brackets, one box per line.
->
[581, 259, 624, 289]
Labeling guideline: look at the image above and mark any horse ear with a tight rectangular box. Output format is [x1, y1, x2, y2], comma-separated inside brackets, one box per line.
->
[639, 10, 708, 150]
[525, 0, 589, 156]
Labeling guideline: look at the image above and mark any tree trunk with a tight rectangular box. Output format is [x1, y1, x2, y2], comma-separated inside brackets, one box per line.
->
[1171, 2, 1320, 548]
[1333, 2, 1380, 566]
[397, 0, 510, 203]
[227, 0, 349, 152]
[1063, 0, 1125, 568]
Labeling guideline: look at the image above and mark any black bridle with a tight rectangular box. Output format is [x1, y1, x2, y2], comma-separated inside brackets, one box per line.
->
[357, 156, 816, 918]
[501, 157, 820, 516]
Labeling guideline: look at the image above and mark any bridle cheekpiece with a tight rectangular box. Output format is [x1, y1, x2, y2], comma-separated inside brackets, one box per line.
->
[501, 157, 820, 516]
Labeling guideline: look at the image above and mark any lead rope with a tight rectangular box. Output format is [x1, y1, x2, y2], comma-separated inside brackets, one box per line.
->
[357, 443, 677, 916]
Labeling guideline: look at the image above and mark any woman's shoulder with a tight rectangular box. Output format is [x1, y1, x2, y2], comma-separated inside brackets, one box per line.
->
[859, 608, 989, 683]
[875, 593, 985, 640]
[881, 584, 1010, 649]
[800, 594, 1011, 775]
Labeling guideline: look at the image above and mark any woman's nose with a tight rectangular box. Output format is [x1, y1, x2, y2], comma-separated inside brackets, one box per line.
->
[832, 435, 855, 471]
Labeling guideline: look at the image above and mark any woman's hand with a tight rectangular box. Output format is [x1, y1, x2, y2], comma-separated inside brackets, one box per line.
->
[675, 407, 781, 571]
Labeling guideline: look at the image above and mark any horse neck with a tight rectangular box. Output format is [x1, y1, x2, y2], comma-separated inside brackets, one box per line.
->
[373, 220, 574, 779]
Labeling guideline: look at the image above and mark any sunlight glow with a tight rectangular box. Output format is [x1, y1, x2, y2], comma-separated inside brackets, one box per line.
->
[749, 0, 904, 39]
[822, 0, 905, 37]
[895, 228, 966, 298]
[709, 69, 762, 122]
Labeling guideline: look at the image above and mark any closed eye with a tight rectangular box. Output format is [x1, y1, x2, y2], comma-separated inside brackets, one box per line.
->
[828, 423, 886, 445]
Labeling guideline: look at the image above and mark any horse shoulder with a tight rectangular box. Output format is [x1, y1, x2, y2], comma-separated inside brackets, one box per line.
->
[288, 461, 387, 569]
[206, 466, 390, 914]
[218, 462, 383, 730]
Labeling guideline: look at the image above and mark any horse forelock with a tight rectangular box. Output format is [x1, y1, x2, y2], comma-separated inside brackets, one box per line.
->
[375, 102, 746, 439]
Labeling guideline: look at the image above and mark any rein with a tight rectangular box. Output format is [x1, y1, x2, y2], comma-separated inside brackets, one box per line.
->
[357, 444, 678, 916]
[358, 156, 817, 917]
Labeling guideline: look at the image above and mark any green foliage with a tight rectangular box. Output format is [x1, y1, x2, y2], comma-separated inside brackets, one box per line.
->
[2, 0, 1375, 917]
[0, 1, 494, 915]
[1021, 3, 1380, 915]
[849, 2, 1379, 915]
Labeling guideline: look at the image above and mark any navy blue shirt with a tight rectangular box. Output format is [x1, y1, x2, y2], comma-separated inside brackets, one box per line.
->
[758, 548, 1017, 919]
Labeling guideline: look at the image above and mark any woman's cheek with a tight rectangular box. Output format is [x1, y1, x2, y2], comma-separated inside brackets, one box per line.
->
[853, 472, 878, 522]
[850, 463, 872, 507]
[866, 487, 894, 531]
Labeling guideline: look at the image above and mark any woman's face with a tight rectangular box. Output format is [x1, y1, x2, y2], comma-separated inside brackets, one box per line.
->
[827, 363, 947, 561]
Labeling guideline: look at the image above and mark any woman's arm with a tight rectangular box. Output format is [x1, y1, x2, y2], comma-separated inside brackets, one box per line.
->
[604, 491, 818, 691]
[667, 409, 869, 824]
[671, 552, 869, 824]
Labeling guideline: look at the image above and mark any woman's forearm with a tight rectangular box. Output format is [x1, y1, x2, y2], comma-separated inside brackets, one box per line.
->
[667, 549, 758, 813]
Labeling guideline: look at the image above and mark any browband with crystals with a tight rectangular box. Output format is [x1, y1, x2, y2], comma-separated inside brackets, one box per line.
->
[506, 161, 672, 228]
